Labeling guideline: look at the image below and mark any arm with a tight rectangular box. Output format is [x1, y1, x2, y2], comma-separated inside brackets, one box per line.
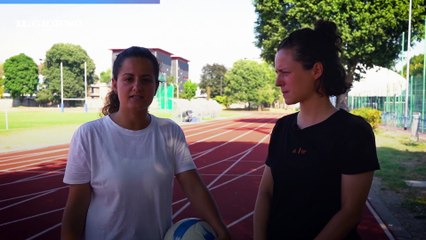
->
[253, 166, 273, 240]
[315, 171, 374, 240]
[61, 183, 91, 240]
[175, 169, 231, 240]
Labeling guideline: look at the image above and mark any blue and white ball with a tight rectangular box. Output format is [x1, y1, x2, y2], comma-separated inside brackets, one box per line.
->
[164, 218, 217, 240]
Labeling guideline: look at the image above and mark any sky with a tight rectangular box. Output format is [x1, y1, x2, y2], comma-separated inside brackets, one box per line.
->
[0, 0, 262, 82]
[0, 1, 424, 83]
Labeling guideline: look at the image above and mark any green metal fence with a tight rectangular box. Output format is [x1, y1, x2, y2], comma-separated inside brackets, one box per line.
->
[349, 75, 425, 133]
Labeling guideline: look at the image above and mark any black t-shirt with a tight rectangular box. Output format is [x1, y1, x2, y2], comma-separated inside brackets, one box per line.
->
[266, 109, 380, 240]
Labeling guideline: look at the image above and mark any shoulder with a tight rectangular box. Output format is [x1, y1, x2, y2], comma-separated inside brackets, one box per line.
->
[276, 112, 298, 125]
[75, 117, 105, 135]
[334, 110, 375, 142]
[336, 109, 372, 131]
[273, 112, 297, 132]
[151, 115, 183, 134]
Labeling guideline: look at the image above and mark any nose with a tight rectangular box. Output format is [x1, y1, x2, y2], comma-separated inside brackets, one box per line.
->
[132, 78, 144, 90]
[275, 74, 284, 87]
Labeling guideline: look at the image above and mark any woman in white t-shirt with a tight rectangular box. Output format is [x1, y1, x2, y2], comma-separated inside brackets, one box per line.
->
[61, 46, 230, 240]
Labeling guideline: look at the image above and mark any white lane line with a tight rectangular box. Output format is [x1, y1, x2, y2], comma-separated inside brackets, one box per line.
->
[183, 120, 239, 134]
[0, 170, 64, 187]
[207, 165, 264, 192]
[188, 121, 255, 144]
[0, 147, 68, 162]
[25, 222, 62, 240]
[172, 133, 270, 218]
[0, 154, 67, 173]
[366, 201, 395, 240]
[0, 186, 67, 203]
[0, 187, 64, 211]
[0, 154, 67, 168]
[172, 165, 264, 207]
[227, 211, 254, 228]
[0, 208, 64, 227]
[191, 120, 272, 160]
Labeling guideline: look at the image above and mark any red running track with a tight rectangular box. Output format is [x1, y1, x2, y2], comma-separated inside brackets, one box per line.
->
[0, 113, 393, 239]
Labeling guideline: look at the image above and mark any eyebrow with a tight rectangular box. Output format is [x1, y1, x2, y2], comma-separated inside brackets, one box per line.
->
[121, 73, 153, 78]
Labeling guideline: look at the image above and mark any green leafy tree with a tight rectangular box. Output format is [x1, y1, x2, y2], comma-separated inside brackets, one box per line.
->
[35, 88, 54, 105]
[224, 60, 277, 109]
[100, 68, 112, 83]
[181, 80, 198, 100]
[214, 95, 231, 108]
[199, 64, 227, 99]
[3, 54, 39, 99]
[0, 63, 4, 98]
[43, 43, 96, 104]
[409, 54, 424, 77]
[253, 0, 425, 109]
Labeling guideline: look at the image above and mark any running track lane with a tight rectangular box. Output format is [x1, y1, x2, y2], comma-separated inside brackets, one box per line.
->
[0, 113, 393, 239]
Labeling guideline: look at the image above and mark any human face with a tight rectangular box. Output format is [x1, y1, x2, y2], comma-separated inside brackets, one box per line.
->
[274, 49, 319, 105]
[112, 57, 159, 113]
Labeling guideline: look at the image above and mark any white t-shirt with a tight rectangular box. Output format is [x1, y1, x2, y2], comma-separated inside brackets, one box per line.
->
[63, 115, 195, 240]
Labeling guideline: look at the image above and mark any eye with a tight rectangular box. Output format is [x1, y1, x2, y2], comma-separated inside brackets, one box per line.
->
[142, 78, 154, 84]
[124, 77, 133, 82]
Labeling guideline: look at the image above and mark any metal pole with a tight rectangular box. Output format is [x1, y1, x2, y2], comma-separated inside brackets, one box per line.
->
[60, 62, 64, 112]
[403, 0, 412, 130]
[175, 66, 179, 99]
[164, 81, 167, 110]
[410, 75, 414, 117]
[84, 61, 88, 112]
[422, 17, 425, 132]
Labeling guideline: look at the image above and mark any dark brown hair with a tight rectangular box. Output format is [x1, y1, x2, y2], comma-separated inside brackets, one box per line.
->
[101, 46, 160, 116]
[277, 20, 350, 96]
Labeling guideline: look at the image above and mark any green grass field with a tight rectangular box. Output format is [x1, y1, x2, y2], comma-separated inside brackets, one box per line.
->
[374, 128, 426, 218]
[0, 108, 249, 152]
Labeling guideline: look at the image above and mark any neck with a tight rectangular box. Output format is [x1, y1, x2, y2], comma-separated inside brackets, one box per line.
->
[110, 110, 151, 130]
[297, 96, 337, 129]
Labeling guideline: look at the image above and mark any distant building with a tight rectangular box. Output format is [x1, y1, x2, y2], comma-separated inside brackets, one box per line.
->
[110, 48, 190, 96]
[171, 56, 189, 97]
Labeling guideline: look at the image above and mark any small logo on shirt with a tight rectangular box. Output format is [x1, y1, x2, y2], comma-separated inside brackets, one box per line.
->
[292, 147, 307, 155]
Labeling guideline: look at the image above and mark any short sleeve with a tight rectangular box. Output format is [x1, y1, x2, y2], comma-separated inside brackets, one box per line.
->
[340, 118, 380, 174]
[63, 125, 91, 184]
[171, 125, 196, 175]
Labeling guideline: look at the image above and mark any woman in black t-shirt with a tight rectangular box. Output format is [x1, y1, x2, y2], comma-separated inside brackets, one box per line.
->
[253, 20, 380, 240]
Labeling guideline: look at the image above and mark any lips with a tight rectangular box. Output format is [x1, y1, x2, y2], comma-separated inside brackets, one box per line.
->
[129, 95, 144, 99]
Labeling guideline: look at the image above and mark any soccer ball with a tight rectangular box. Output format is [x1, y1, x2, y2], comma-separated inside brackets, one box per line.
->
[164, 218, 217, 240]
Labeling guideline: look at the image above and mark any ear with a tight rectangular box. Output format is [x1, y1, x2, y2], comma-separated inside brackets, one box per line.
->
[112, 78, 118, 93]
[312, 62, 323, 80]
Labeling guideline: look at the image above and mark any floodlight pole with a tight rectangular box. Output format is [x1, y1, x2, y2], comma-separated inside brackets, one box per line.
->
[403, 0, 412, 130]
[422, 17, 426, 132]
[60, 62, 64, 112]
[175, 66, 179, 99]
[84, 61, 88, 112]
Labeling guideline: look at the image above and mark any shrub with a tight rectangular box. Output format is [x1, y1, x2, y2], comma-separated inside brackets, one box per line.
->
[351, 107, 382, 130]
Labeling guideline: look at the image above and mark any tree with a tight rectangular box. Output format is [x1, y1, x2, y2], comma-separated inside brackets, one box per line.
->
[100, 68, 112, 83]
[3, 53, 39, 99]
[180, 80, 198, 100]
[409, 54, 424, 77]
[253, 0, 425, 109]
[43, 43, 96, 104]
[199, 64, 227, 99]
[35, 88, 53, 106]
[224, 60, 277, 109]
[0, 63, 4, 98]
